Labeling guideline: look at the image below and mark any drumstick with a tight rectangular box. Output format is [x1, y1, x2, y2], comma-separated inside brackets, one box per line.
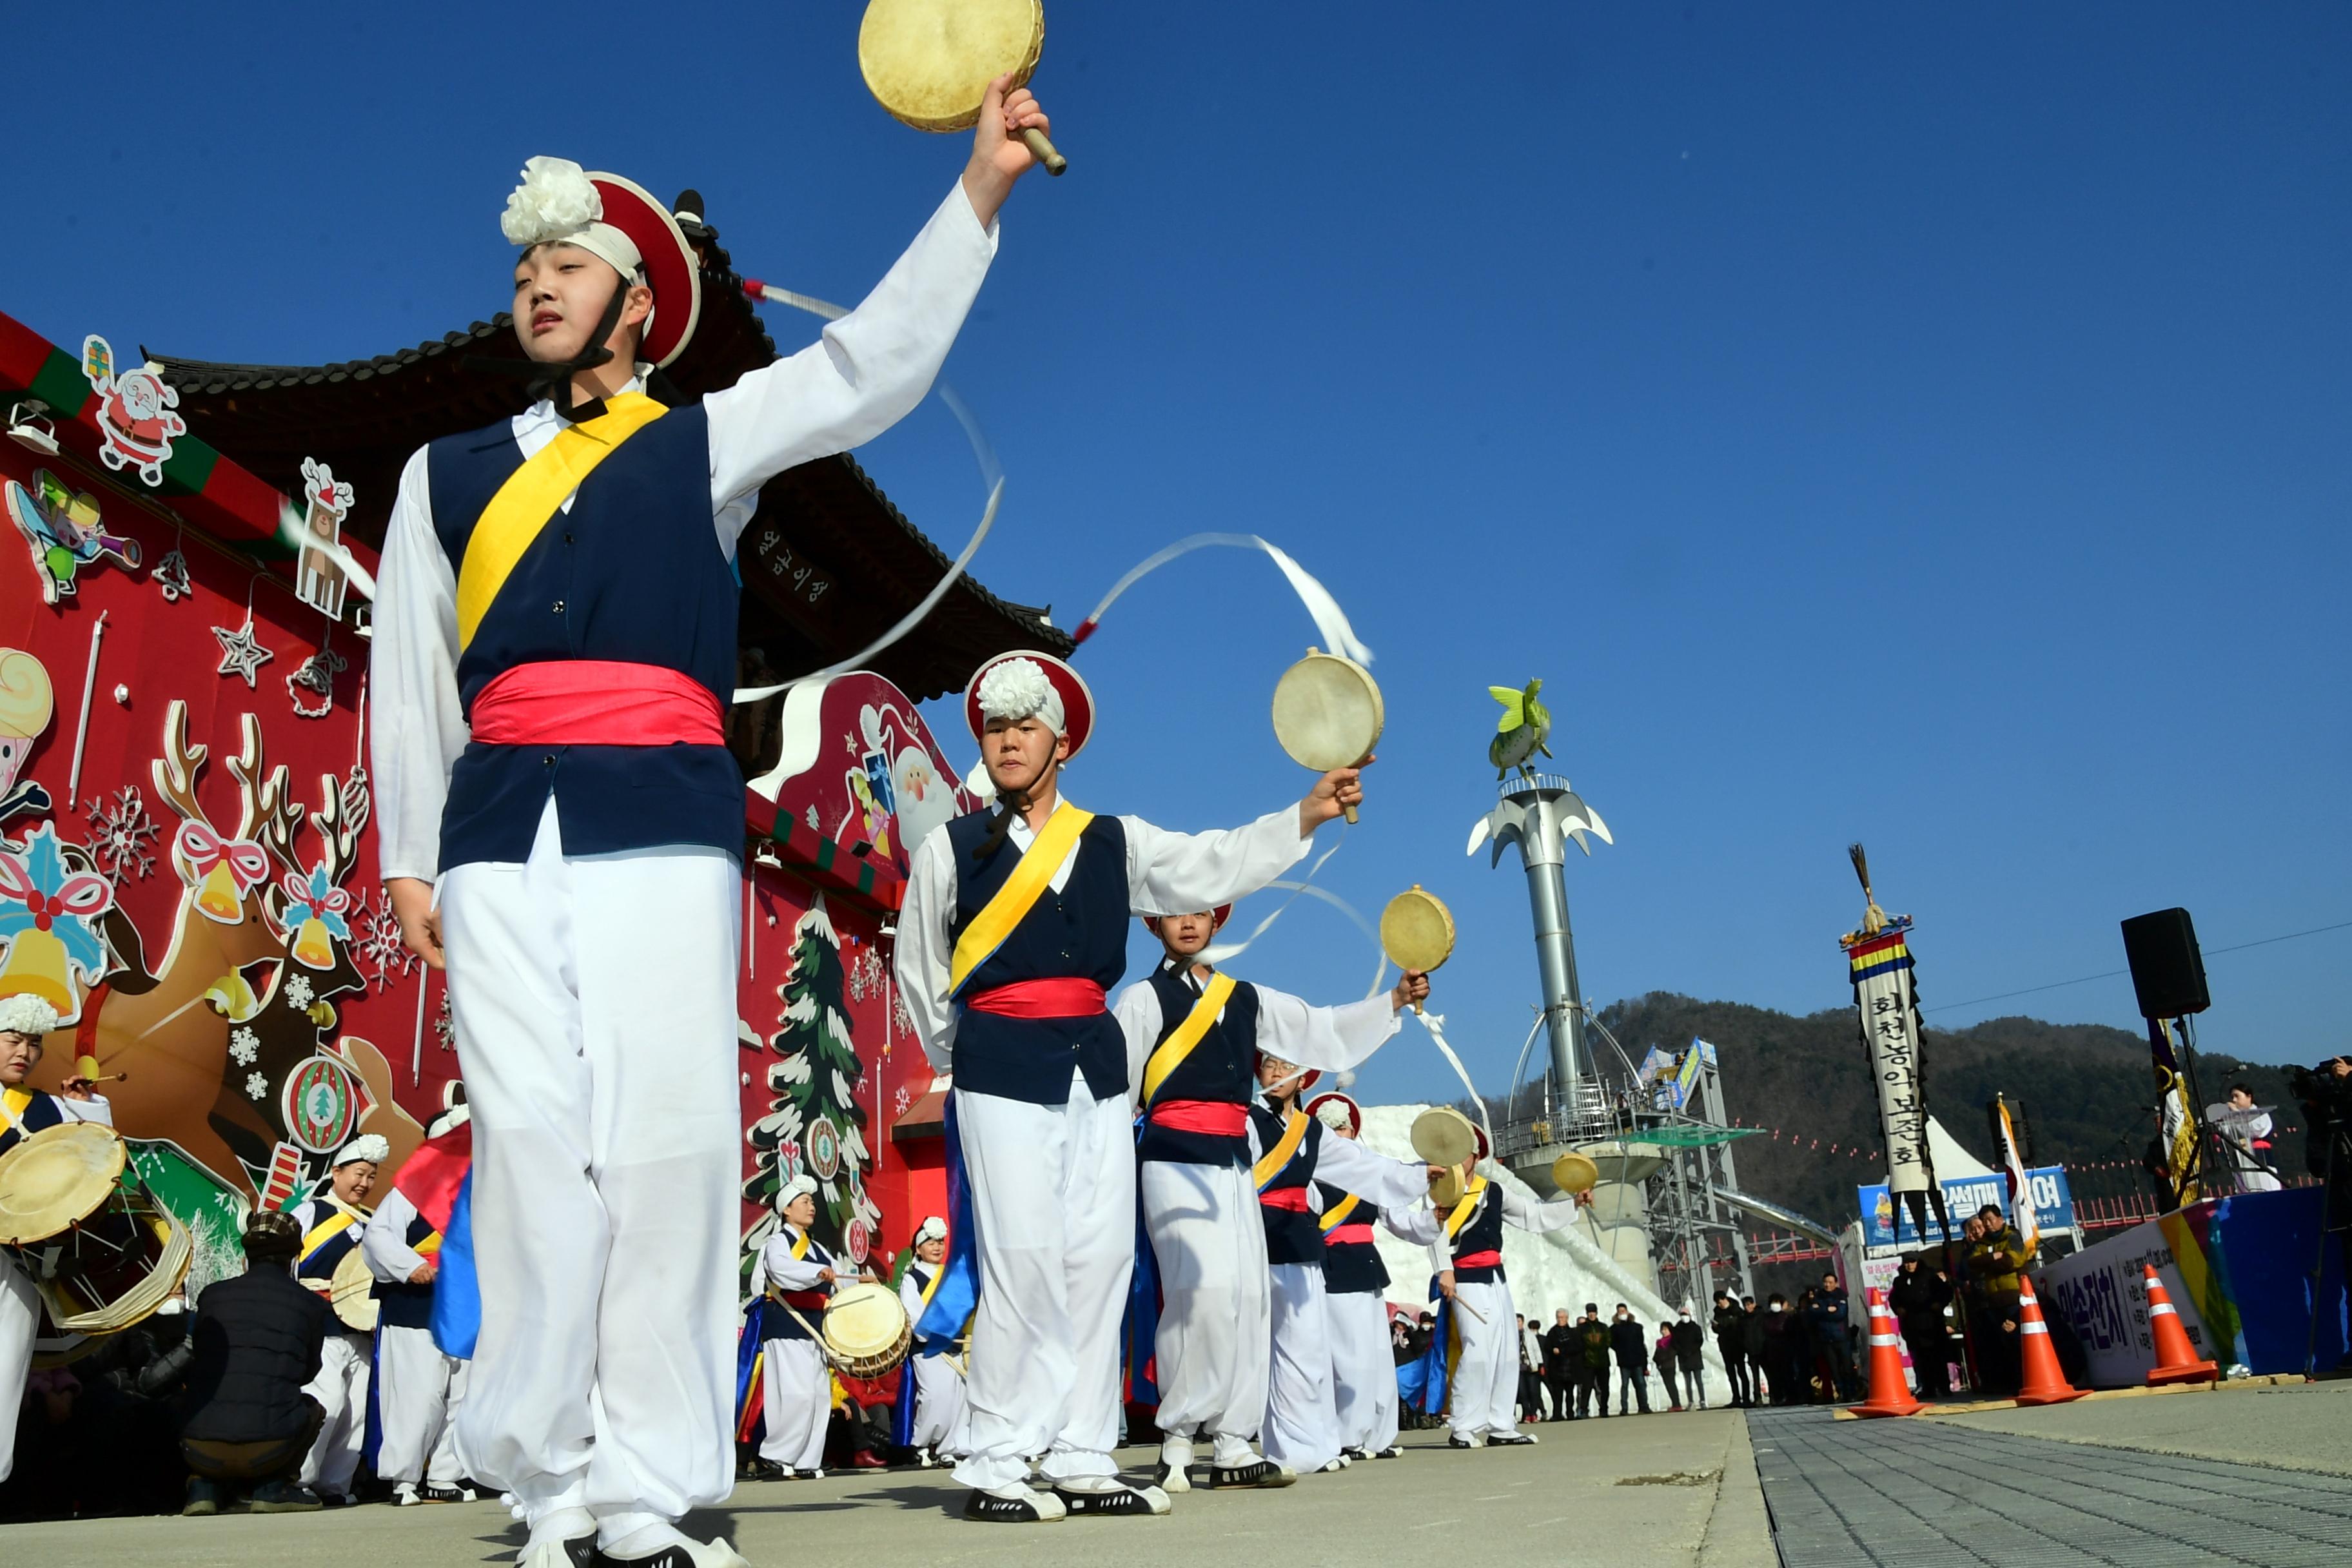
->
[1451, 1295, 1487, 1325]
[770, 1296, 858, 1373]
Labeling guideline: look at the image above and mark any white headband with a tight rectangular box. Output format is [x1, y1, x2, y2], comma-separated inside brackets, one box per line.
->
[914, 1215, 947, 1246]
[333, 1133, 389, 1168]
[780, 1174, 819, 1206]
[974, 658, 1064, 736]
[503, 157, 647, 287]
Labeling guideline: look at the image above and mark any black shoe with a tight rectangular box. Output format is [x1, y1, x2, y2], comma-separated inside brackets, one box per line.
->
[1341, 1446, 1367, 1462]
[746, 1459, 790, 1482]
[249, 1480, 324, 1513]
[1446, 1435, 1482, 1449]
[1487, 1433, 1537, 1447]
[1054, 1481, 1172, 1516]
[1204, 1460, 1295, 1489]
[1373, 1445, 1403, 1459]
[418, 1482, 476, 1504]
[963, 1486, 1068, 1524]
[183, 1478, 226, 1517]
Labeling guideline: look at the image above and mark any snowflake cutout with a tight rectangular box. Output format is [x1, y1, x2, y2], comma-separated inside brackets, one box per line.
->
[847, 948, 885, 1003]
[353, 888, 419, 992]
[244, 1072, 269, 1100]
[86, 785, 159, 885]
[152, 548, 191, 602]
[284, 973, 314, 1009]
[229, 1026, 259, 1066]
[434, 995, 455, 1052]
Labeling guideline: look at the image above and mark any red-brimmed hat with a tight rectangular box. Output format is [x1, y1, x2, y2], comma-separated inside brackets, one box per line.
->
[1305, 1092, 1361, 1137]
[965, 651, 1095, 760]
[586, 171, 701, 369]
[1142, 906, 1233, 938]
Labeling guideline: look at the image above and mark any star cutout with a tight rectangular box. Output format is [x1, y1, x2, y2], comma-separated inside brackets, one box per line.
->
[212, 618, 275, 687]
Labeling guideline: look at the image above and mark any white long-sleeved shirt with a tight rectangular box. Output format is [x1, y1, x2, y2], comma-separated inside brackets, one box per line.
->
[362, 1188, 433, 1284]
[1386, 1181, 1582, 1278]
[894, 800, 1314, 1074]
[1112, 967, 1399, 1108]
[369, 182, 1001, 883]
[756, 1225, 835, 1300]
[0, 1089, 110, 1140]
[1248, 1097, 1431, 1212]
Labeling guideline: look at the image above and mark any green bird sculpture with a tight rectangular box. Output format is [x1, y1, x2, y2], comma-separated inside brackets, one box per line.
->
[1487, 679, 1553, 780]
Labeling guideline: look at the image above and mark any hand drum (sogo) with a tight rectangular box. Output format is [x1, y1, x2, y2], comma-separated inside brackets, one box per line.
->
[1271, 648, 1383, 823]
[1551, 1151, 1600, 1197]
[1410, 1105, 1478, 1171]
[1380, 885, 1454, 1012]
[859, 0, 1068, 173]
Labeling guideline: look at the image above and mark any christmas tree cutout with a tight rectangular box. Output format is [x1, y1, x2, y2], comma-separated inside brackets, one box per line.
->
[743, 895, 880, 1282]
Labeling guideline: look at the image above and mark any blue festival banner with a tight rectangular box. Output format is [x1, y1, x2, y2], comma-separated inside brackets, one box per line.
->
[1857, 1165, 2074, 1250]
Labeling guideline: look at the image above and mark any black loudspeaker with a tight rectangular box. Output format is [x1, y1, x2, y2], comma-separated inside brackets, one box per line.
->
[2120, 907, 2210, 1019]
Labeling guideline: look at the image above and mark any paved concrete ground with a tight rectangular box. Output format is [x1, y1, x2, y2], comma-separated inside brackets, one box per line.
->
[0, 1411, 1774, 1568]
[1750, 1382, 2352, 1567]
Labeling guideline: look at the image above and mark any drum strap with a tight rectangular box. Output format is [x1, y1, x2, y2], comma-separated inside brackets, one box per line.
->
[1142, 974, 1236, 1106]
[455, 391, 668, 651]
[1444, 1177, 1488, 1241]
[948, 802, 1095, 997]
[299, 1208, 361, 1265]
[1319, 1192, 1362, 1233]
[1252, 1108, 1313, 1193]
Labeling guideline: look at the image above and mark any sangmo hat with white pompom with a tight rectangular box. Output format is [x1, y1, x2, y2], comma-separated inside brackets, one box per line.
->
[502, 157, 701, 368]
[965, 651, 1095, 760]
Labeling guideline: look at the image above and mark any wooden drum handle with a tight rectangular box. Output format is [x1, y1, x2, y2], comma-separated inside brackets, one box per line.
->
[1022, 126, 1068, 176]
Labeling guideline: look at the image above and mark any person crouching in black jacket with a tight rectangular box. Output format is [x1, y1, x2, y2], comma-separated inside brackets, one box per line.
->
[179, 1210, 331, 1515]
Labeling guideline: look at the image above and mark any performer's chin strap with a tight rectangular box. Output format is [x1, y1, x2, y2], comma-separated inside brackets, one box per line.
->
[465, 273, 681, 422]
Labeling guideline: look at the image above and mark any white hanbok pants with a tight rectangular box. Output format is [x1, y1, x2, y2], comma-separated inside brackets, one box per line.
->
[299, 1330, 373, 1493]
[377, 1324, 469, 1485]
[1447, 1279, 1519, 1441]
[1263, 1262, 1340, 1474]
[1327, 1289, 1398, 1454]
[951, 1072, 1132, 1491]
[908, 1349, 969, 1453]
[758, 1337, 830, 1470]
[440, 800, 741, 1525]
[1142, 1158, 1270, 1465]
[0, 1250, 34, 1484]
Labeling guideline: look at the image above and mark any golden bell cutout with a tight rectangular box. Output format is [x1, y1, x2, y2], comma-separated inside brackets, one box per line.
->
[0, 926, 77, 1014]
[290, 917, 336, 971]
[193, 861, 246, 924]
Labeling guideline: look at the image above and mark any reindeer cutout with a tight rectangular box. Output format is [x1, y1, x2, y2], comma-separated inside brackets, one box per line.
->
[34, 700, 423, 1200]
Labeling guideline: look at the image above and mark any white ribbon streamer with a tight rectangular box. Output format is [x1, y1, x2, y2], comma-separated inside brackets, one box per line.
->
[1416, 1008, 1494, 1157]
[1073, 533, 1373, 667]
[730, 280, 1003, 704]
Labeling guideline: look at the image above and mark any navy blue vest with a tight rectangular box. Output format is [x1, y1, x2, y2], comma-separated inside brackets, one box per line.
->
[372, 1213, 439, 1331]
[761, 1230, 836, 1342]
[1314, 1182, 1390, 1296]
[1449, 1183, 1507, 1285]
[0, 1090, 66, 1158]
[1135, 966, 1260, 1168]
[945, 809, 1130, 1104]
[293, 1202, 368, 1285]
[1249, 1101, 1326, 1267]
[425, 402, 746, 870]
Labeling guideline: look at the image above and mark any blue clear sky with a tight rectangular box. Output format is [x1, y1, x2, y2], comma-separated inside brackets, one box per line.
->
[10, 6, 2346, 1109]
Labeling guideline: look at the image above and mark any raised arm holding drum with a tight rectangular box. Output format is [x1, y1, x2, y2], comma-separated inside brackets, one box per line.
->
[892, 651, 1371, 1524]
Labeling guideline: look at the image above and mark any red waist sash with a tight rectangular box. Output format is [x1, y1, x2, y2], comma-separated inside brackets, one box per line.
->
[773, 1289, 828, 1313]
[470, 661, 724, 747]
[963, 978, 1108, 1018]
[1453, 1249, 1502, 1270]
[1259, 1187, 1312, 1211]
[1325, 1223, 1376, 1246]
[1147, 1099, 1247, 1137]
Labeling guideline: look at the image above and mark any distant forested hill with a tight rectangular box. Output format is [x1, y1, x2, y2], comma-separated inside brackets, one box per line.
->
[1580, 992, 2309, 1231]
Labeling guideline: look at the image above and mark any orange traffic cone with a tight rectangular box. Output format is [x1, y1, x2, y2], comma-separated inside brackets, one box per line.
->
[2141, 1264, 2218, 1386]
[1847, 1287, 1923, 1418]
[2012, 1276, 2087, 1406]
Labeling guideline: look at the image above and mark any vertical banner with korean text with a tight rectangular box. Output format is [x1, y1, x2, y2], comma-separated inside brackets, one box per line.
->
[1845, 917, 1942, 1239]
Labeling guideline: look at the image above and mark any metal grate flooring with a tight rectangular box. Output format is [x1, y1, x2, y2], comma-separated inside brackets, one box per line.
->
[1746, 1406, 2352, 1568]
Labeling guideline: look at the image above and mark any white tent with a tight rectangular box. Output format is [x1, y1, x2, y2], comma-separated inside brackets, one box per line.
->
[1358, 1103, 1726, 1389]
[1926, 1115, 1996, 1179]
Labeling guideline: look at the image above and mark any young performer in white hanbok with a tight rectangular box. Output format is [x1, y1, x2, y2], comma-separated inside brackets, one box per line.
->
[289, 1134, 386, 1503]
[364, 1110, 475, 1506]
[896, 651, 1369, 1523]
[896, 1216, 968, 1465]
[1302, 1094, 1407, 1462]
[1387, 1128, 1582, 1449]
[1112, 909, 1426, 1491]
[1250, 1054, 1433, 1477]
[0, 995, 109, 1486]
[752, 1179, 838, 1480]
[371, 83, 1054, 1568]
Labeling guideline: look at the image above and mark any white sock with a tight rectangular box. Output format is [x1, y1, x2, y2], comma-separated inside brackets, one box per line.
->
[600, 1516, 685, 1559]
[1052, 1475, 1123, 1494]
[1160, 1433, 1192, 1469]
[1210, 1433, 1257, 1468]
[530, 1507, 596, 1549]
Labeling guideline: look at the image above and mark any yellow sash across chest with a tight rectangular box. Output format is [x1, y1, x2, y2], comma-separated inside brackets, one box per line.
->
[1142, 973, 1237, 1106]
[948, 803, 1096, 998]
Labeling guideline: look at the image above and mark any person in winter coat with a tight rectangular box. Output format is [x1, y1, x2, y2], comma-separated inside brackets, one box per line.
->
[178, 1211, 332, 1515]
[1757, 1296, 1800, 1406]
[1740, 1297, 1771, 1404]
[1670, 1307, 1708, 1409]
[1651, 1324, 1681, 1411]
[1608, 1305, 1651, 1415]
[1712, 1293, 1750, 1407]
[1803, 1277, 1856, 1402]
[1886, 1255, 1954, 1398]
[1540, 1309, 1579, 1420]
[1574, 1307, 1613, 1418]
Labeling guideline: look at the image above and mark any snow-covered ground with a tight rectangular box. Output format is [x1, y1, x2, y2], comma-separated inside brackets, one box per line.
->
[1358, 1102, 1727, 1387]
